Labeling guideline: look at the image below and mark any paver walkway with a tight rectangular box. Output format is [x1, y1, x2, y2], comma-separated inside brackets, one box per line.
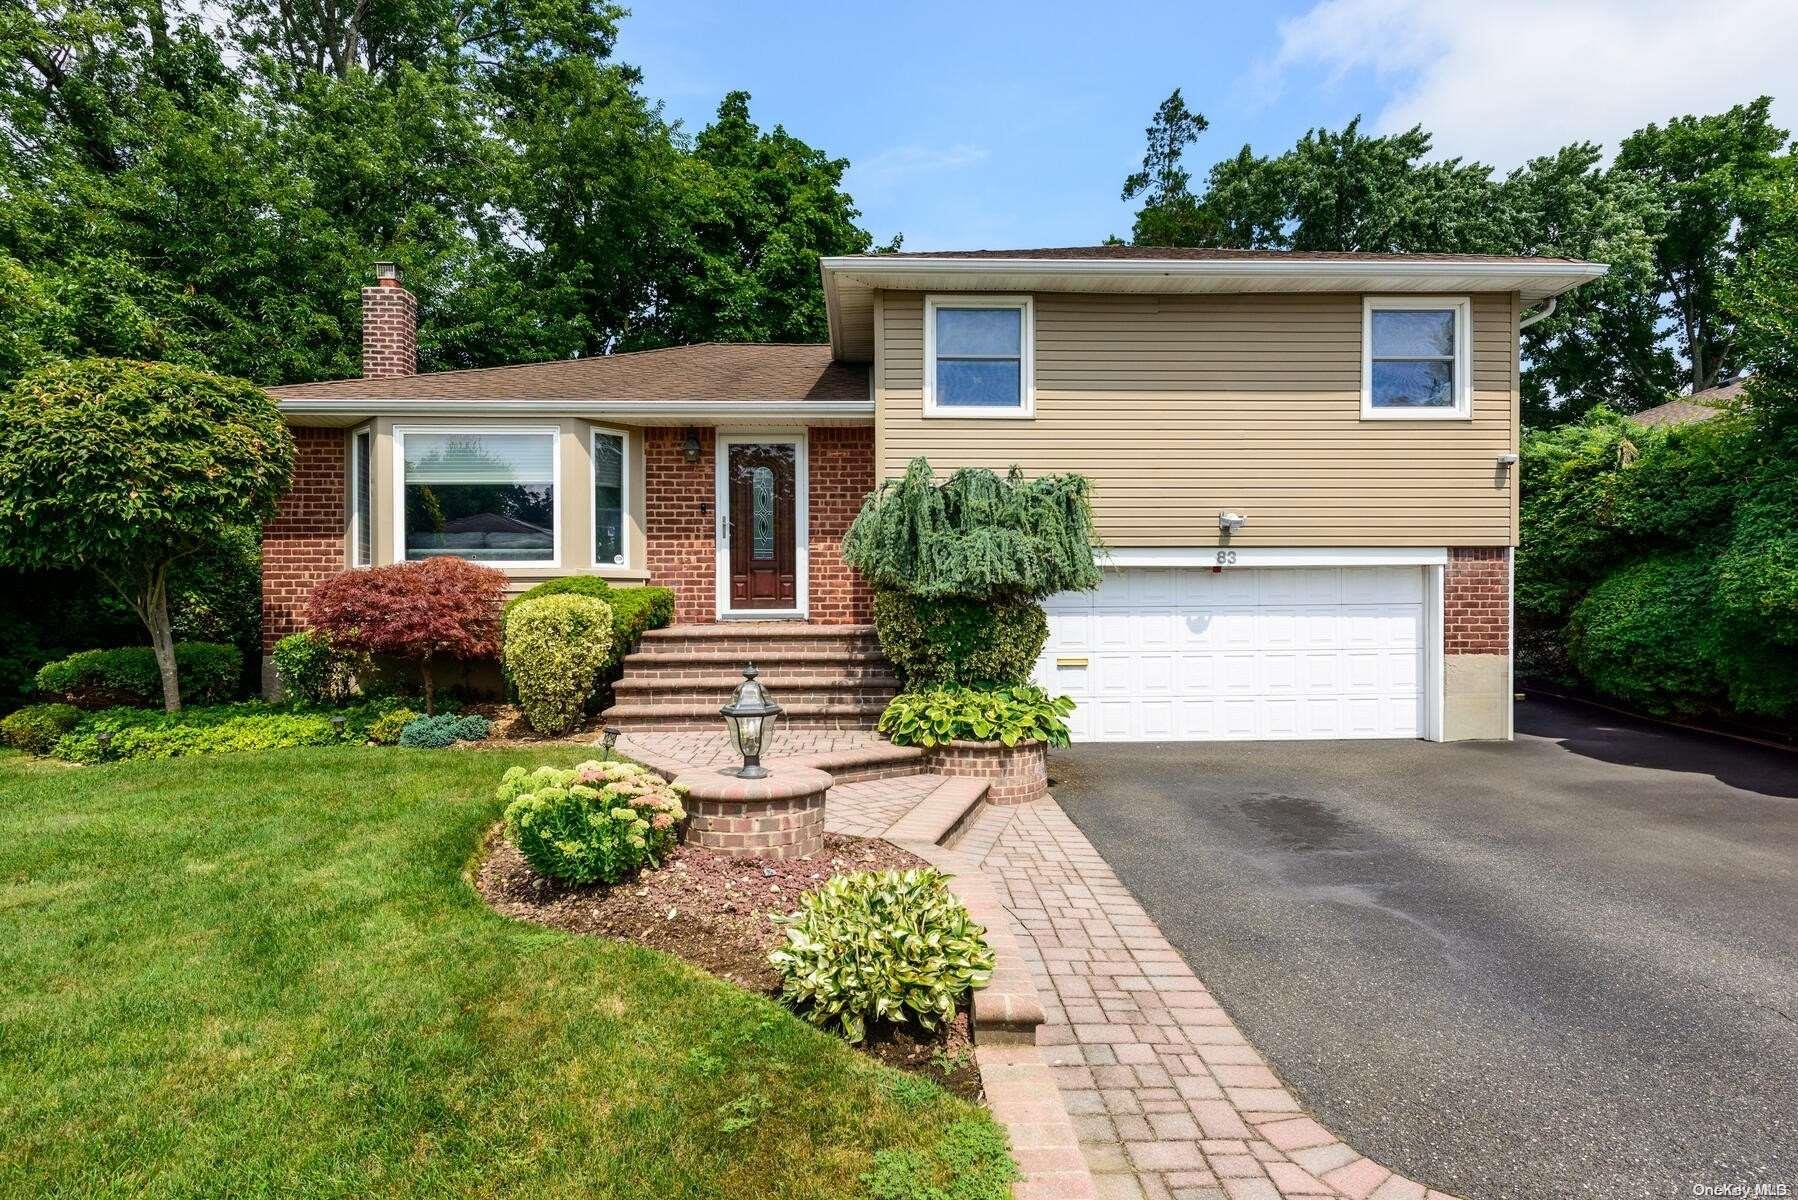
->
[980, 800, 1459, 1200]
[615, 728, 883, 770]
[820, 773, 944, 838]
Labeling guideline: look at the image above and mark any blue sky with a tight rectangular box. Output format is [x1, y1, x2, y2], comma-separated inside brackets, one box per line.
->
[613, 0, 1798, 251]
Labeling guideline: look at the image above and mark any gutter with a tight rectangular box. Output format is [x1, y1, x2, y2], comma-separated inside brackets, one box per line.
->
[275, 398, 875, 420]
[821, 255, 1609, 287]
[1517, 296, 1558, 330]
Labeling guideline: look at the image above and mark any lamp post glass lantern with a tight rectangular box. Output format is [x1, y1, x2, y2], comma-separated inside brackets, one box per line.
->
[720, 664, 781, 778]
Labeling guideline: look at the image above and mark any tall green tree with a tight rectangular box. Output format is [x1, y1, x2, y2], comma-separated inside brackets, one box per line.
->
[1121, 89, 1213, 246]
[1614, 97, 1791, 393]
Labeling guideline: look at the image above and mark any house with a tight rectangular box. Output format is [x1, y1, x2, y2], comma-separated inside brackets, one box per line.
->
[1628, 375, 1749, 427]
[263, 248, 1608, 742]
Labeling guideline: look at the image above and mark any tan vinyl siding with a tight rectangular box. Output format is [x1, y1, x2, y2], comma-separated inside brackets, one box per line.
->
[876, 290, 1520, 546]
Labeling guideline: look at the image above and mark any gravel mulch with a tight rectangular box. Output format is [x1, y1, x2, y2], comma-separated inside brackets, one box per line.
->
[475, 829, 981, 1099]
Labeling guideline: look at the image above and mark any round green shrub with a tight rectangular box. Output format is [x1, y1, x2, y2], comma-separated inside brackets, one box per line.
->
[873, 588, 1048, 689]
[1567, 552, 1723, 715]
[33, 643, 242, 708]
[503, 595, 615, 735]
[769, 868, 995, 1044]
[499, 759, 686, 885]
[366, 706, 418, 746]
[1, 702, 82, 755]
[506, 578, 673, 667]
[272, 630, 358, 705]
[397, 713, 491, 748]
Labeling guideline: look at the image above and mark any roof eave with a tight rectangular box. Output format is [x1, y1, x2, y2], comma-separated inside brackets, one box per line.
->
[274, 397, 876, 428]
[821, 255, 1610, 359]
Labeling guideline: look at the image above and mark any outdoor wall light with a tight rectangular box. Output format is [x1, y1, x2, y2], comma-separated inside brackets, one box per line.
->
[1497, 452, 1520, 466]
[720, 664, 782, 779]
[683, 428, 702, 463]
[1218, 511, 1249, 532]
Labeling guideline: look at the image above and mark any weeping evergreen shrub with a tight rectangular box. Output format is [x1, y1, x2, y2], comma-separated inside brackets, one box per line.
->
[842, 459, 1102, 601]
[845, 459, 1098, 690]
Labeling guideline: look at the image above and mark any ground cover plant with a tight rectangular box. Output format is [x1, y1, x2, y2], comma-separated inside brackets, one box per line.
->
[0, 748, 1013, 1199]
[49, 698, 410, 763]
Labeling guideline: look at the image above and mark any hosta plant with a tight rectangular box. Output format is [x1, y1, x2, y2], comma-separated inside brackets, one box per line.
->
[877, 685, 1075, 749]
[769, 868, 995, 1044]
[499, 759, 686, 885]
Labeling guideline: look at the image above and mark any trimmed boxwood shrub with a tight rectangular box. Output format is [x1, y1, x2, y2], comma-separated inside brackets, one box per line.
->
[873, 589, 1047, 689]
[1, 702, 82, 755]
[770, 868, 995, 1044]
[396, 713, 491, 748]
[366, 707, 419, 746]
[33, 643, 242, 709]
[271, 630, 359, 705]
[503, 596, 615, 735]
[505, 578, 674, 667]
[1567, 552, 1723, 715]
[499, 759, 686, 884]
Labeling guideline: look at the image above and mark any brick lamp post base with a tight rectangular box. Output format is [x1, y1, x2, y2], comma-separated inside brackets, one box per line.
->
[674, 764, 831, 859]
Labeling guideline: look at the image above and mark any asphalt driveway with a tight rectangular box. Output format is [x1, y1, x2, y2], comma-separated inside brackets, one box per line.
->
[1048, 695, 1797, 1200]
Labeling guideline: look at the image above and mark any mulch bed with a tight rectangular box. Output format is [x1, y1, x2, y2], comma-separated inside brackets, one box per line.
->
[475, 830, 982, 1100]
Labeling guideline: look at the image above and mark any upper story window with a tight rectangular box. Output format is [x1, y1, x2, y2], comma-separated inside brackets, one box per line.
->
[1362, 296, 1472, 420]
[397, 427, 558, 566]
[592, 428, 627, 567]
[924, 295, 1034, 417]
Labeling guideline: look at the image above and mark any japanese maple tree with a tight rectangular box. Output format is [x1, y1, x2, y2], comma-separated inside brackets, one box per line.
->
[308, 558, 506, 713]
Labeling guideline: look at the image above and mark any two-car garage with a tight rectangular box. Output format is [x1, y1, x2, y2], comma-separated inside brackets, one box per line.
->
[1030, 559, 1437, 742]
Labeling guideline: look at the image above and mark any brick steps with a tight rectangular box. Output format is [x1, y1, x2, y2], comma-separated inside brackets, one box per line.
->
[881, 777, 989, 846]
[609, 623, 895, 731]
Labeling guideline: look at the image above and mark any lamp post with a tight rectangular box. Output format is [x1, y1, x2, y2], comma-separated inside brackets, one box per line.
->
[719, 664, 782, 779]
[601, 727, 620, 761]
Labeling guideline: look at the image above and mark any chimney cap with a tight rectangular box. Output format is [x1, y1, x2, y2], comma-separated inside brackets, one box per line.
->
[372, 261, 401, 285]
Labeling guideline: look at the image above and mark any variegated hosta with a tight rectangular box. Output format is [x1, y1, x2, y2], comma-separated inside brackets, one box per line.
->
[769, 868, 995, 1044]
[499, 759, 687, 885]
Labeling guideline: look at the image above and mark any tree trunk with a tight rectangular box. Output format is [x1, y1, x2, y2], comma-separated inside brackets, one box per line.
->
[144, 567, 182, 713]
[420, 654, 435, 716]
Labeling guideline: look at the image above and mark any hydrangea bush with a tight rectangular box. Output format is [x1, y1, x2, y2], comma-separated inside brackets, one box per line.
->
[499, 759, 686, 885]
[770, 868, 995, 1044]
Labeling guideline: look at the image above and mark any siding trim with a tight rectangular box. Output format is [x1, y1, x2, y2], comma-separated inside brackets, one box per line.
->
[1102, 546, 1449, 568]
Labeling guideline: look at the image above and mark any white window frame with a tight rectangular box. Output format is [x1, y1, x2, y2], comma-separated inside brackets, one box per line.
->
[1361, 296, 1472, 421]
[348, 423, 374, 568]
[589, 425, 630, 570]
[392, 425, 562, 569]
[713, 430, 809, 620]
[923, 294, 1035, 418]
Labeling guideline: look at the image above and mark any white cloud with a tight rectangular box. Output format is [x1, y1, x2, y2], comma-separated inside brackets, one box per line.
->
[847, 144, 991, 198]
[1268, 0, 1798, 169]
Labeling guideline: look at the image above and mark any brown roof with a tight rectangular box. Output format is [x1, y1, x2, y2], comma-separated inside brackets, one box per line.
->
[1629, 376, 1750, 427]
[267, 342, 866, 402]
[881, 246, 1593, 266]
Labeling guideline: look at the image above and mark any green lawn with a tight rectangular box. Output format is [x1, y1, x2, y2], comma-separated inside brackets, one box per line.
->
[0, 747, 1011, 1199]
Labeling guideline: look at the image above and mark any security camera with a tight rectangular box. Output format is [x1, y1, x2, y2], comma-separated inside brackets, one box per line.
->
[1218, 511, 1249, 531]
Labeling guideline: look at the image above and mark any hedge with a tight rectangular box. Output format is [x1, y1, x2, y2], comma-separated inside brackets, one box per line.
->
[33, 643, 242, 708]
[505, 578, 673, 667]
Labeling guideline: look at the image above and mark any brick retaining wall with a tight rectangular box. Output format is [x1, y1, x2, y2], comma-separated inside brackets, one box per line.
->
[926, 740, 1049, 805]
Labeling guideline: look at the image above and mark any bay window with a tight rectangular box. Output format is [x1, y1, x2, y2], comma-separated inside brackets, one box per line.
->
[592, 428, 627, 566]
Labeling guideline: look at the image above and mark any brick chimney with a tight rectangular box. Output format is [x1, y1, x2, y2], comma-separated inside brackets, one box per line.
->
[361, 261, 417, 378]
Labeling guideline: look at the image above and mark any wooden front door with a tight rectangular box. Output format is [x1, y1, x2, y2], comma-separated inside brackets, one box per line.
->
[726, 441, 797, 610]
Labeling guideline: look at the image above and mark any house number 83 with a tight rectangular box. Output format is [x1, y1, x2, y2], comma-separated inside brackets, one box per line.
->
[1215, 550, 1237, 566]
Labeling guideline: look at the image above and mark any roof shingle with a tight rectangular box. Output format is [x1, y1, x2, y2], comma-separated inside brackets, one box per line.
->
[267, 342, 866, 403]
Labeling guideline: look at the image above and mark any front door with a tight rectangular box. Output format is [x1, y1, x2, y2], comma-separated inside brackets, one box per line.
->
[726, 441, 797, 610]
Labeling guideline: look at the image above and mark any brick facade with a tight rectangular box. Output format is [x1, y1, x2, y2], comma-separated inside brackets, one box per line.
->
[642, 425, 875, 625]
[643, 426, 719, 624]
[806, 427, 875, 623]
[360, 282, 417, 378]
[1444, 546, 1510, 656]
[261, 428, 346, 653]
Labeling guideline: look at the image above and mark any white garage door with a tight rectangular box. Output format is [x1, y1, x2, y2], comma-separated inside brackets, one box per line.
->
[1033, 566, 1425, 742]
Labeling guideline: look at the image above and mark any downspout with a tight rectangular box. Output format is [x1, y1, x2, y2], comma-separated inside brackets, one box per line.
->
[1517, 296, 1557, 330]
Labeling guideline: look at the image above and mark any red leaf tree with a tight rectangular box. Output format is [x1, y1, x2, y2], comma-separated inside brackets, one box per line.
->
[307, 558, 506, 714]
